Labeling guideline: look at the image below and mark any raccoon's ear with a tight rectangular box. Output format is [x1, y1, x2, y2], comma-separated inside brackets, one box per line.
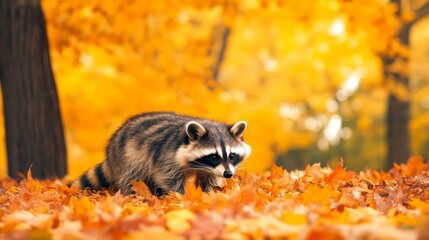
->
[186, 121, 207, 141]
[230, 121, 247, 138]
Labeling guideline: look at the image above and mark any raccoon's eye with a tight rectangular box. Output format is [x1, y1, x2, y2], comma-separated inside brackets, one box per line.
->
[194, 154, 221, 168]
[208, 154, 222, 163]
[229, 153, 240, 164]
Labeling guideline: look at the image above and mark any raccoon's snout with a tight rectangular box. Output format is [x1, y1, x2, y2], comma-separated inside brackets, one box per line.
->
[223, 170, 233, 178]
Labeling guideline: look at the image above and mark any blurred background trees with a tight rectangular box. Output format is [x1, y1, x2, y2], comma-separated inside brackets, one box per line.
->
[0, 0, 428, 177]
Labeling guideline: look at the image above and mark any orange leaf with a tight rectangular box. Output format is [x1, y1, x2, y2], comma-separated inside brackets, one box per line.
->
[280, 211, 306, 225]
[306, 226, 344, 240]
[131, 180, 152, 198]
[305, 163, 325, 179]
[405, 156, 428, 175]
[301, 185, 338, 206]
[165, 209, 196, 233]
[409, 198, 429, 214]
[183, 179, 204, 202]
[26, 167, 33, 181]
[324, 160, 350, 185]
[269, 162, 284, 180]
[393, 156, 428, 176]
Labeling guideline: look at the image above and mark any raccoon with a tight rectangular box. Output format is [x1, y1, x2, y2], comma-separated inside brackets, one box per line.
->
[69, 112, 251, 196]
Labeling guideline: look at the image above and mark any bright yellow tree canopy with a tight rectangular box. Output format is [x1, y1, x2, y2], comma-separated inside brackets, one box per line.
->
[1, 0, 429, 177]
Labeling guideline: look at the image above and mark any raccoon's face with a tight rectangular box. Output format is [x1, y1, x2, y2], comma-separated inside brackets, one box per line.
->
[176, 120, 251, 178]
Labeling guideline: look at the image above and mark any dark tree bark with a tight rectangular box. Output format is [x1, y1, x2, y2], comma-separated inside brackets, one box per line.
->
[384, 0, 429, 168]
[0, 0, 67, 179]
[384, 25, 411, 168]
[208, 24, 231, 81]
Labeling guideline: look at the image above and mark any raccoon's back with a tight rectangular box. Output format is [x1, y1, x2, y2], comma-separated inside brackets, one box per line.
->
[70, 113, 192, 192]
[106, 112, 195, 161]
[101, 112, 196, 190]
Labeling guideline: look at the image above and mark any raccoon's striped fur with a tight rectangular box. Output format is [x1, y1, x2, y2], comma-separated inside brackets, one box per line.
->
[69, 112, 251, 196]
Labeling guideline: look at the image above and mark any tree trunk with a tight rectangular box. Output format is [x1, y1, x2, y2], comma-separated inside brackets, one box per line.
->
[385, 8, 411, 168]
[208, 24, 231, 81]
[384, 1, 429, 168]
[0, 0, 67, 179]
[386, 84, 410, 167]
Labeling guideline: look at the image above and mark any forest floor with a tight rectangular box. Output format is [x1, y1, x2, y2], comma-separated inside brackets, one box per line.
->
[1, 157, 428, 239]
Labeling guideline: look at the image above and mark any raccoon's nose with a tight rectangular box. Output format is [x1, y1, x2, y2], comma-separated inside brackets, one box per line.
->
[223, 170, 233, 178]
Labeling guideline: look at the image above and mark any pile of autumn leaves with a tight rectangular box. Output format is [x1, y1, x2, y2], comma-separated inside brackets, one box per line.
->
[1, 157, 429, 239]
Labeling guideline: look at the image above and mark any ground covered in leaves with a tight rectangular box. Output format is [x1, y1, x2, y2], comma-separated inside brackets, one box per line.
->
[1, 157, 429, 239]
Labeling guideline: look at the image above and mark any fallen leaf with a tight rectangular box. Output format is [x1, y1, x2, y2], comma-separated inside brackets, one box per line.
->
[165, 209, 196, 233]
[324, 160, 350, 185]
[131, 180, 152, 199]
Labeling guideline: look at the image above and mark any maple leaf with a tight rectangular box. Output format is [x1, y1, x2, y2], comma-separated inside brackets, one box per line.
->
[374, 193, 393, 214]
[61, 184, 81, 198]
[269, 162, 284, 180]
[131, 180, 152, 199]
[305, 163, 326, 179]
[405, 156, 428, 175]
[68, 196, 96, 223]
[230, 184, 259, 205]
[23, 168, 44, 197]
[324, 160, 351, 185]
[298, 164, 325, 187]
[392, 156, 428, 177]
[301, 184, 338, 206]
[337, 187, 365, 208]
[182, 179, 204, 203]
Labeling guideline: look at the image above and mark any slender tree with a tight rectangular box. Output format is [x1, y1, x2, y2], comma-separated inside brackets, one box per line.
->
[209, 24, 231, 81]
[0, 0, 67, 179]
[384, 0, 429, 168]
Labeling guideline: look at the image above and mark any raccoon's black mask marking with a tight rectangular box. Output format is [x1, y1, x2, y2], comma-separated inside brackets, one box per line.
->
[193, 154, 222, 168]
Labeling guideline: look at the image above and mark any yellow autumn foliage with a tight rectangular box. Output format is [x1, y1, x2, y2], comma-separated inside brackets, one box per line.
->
[1, 0, 429, 178]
